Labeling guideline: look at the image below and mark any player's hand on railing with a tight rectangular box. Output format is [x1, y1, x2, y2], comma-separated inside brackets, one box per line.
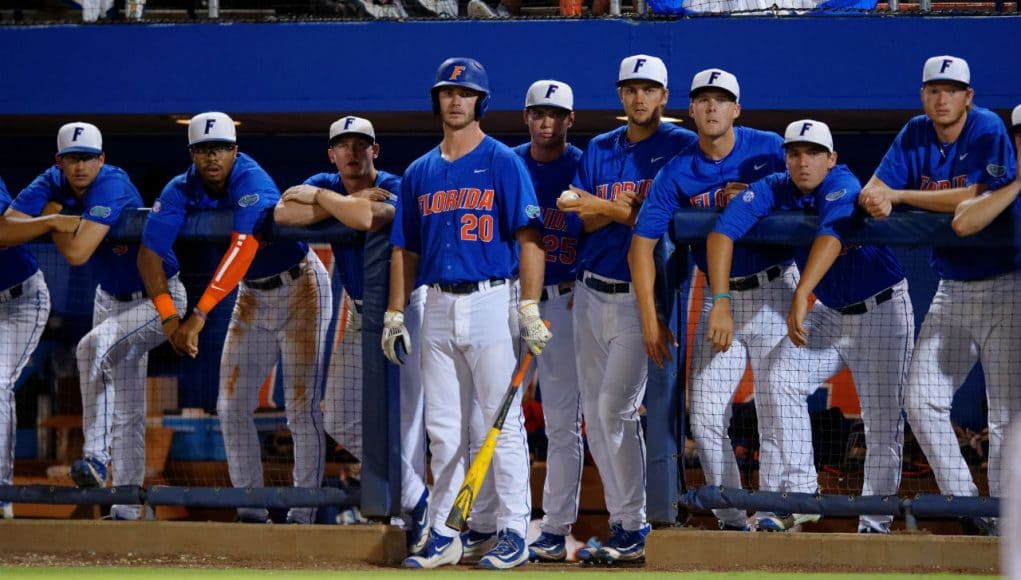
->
[859, 185, 897, 219]
[787, 292, 811, 347]
[47, 214, 82, 234]
[642, 315, 676, 368]
[721, 182, 748, 207]
[351, 187, 393, 202]
[518, 300, 552, 356]
[382, 309, 411, 365]
[707, 298, 734, 353]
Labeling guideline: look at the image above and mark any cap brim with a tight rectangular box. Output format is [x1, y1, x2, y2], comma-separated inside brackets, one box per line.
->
[688, 86, 738, 101]
[525, 103, 573, 112]
[922, 77, 970, 88]
[189, 138, 237, 146]
[58, 146, 102, 156]
[617, 77, 666, 88]
[330, 132, 375, 144]
[432, 81, 488, 94]
[783, 139, 833, 152]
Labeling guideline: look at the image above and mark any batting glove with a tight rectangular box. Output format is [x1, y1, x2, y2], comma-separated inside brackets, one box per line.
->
[518, 299, 552, 356]
[382, 309, 411, 366]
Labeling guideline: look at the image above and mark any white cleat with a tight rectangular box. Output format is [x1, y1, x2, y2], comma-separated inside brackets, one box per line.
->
[403, 531, 462, 569]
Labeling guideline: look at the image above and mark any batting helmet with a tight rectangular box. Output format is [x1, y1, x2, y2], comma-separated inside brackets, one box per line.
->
[431, 57, 491, 119]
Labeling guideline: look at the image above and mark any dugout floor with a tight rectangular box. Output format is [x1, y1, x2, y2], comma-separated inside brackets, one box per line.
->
[0, 520, 999, 574]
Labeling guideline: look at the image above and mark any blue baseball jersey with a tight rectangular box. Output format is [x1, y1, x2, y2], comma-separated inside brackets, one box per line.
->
[513, 142, 584, 286]
[303, 170, 400, 301]
[715, 165, 905, 309]
[142, 152, 307, 280]
[572, 122, 696, 281]
[636, 126, 791, 277]
[12, 164, 149, 296]
[392, 136, 542, 286]
[0, 177, 40, 291]
[875, 106, 1017, 281]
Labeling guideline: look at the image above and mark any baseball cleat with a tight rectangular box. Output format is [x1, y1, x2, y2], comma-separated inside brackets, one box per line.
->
[0, 501, 12, 519]
[719, 521, 751, 531]
[459, 528, 497, 564]
[70, 457, 107, 488]
[756, 512, 821, 532]
[959, 516, 998, 536]
[575, 537, 602, 563]
[594, 523, 649, 565]
[406, 489, 430, 556]
[478, 529, 528, 569]
[403, 530, 462, 569]
[528, 532, 567, 562]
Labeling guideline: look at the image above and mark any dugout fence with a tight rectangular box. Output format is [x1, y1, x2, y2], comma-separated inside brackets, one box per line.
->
[0, 207, 1014, 530]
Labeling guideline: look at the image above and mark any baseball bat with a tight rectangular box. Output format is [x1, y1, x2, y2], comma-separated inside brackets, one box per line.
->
[445, 348, 537, 532]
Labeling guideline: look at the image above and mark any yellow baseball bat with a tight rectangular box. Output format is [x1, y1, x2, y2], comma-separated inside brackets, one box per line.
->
[445, 349, 536, 532]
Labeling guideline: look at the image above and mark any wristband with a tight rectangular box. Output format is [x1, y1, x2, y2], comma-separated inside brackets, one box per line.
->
[192, 307, 208, 322]
[152, 293, 178, 321]
[161, 314, 180, 325]
[711, 292, 732, 302]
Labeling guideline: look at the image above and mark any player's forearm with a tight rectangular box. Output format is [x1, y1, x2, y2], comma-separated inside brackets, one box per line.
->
[388, 247, 417, 311]
[138, 245, 171, 299]
[515, 228, 544, 302]
[796, 235, 841, 299]
[706, 232, 735, 296]
[628, 235, 660, 329]
[0, 215, 58, 246]
[51, 220, 108, 266]
[898, 184, 985, 214]
[196, 233, 259, 315]
[315, 189, 376, 231]
[952, 179, 1021, 237]
[273, 199, 328, 227]
[367, 202, 396, 232]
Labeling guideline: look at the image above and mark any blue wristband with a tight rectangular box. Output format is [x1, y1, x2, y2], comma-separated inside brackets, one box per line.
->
[711, 292, 732, 302]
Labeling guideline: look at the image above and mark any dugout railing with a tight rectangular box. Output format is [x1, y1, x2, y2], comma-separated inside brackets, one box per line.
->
[0, 207, 1014, 529]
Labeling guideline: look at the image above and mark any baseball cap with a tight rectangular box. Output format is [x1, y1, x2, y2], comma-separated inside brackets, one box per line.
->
[922, 55, 971, 87]
[57, 122, 103, 156]
[783, 119, 834, 153]
[188, 112, 237, 146]
[1011, 104, 1021, 131]
[617, 55, 668, 88]
[330, 116, 375, 144]
[689, 68, 740, 102]
[525, 80, 574, 111]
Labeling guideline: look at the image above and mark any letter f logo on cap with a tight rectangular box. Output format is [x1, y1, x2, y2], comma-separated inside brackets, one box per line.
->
[633, 58, 647, 73]
[708, 71, 721, 85]
[72, 127, 85, 142]
[450, 65, 466, 80]
[800, 122, 813, 136]
[204, 118, 217, 135]
[344, 117, 356, 129]
[545, 84, 559, 99]
[940, 59, 954, 73]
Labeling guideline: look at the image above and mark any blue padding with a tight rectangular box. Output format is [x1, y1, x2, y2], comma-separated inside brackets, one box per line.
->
[2, 19, 1019, 114]
[683, 487, 902, 517]
[908, 494, 999, 518]
[0, 485, 143, 505]
[672, 210, 1016, 248]
[107, 209, 362, 245]
[145, 486, 357, 509]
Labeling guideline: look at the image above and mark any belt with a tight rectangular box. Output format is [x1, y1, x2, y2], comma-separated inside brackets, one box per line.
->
[0, 283, 24, 304]
[432, 278, 506, 295]
[540, 281, 575, 302]
[580, 272, 631, 294]
[730, 264, 783, 292]
[245, 263, 304, 291]
[835, 287, 895, 316]
[110, 289, 147, 302]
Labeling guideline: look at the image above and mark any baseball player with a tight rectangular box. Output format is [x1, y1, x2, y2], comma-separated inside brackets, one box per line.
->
[630, 68, 789, 532]
[137, 112, 332, 525]
[557, 54, 695, 563]
[274, 116, 429, 550]
[384, 57, 549, 570]
[510, 80, 585, 561]
[859, 56, 1018, 535]
[709, 120, 913, 533]
[0, 177, 80, 520]
[7, 123, 184, 521]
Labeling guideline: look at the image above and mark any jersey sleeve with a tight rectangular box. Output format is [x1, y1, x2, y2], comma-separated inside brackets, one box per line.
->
[141, 179, 188, 260]
[497, 152, 542, 234]
[82, 172, 137, 226]
[634, 164, 684, 240]
[391, 168, 420, 253]
[11, 170, 57, 217]
[302, 173, 333, 189]
[815, 171, 863, 243]
[712, 175, 778, 241]
[378, 173, 402, 208]
[874, 124, 912, 190]
[229, 169, 279, 235]
[968, 117, 1017, 190]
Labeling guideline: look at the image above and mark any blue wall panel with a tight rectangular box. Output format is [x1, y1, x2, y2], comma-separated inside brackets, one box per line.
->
[2, 18, 1020, 115]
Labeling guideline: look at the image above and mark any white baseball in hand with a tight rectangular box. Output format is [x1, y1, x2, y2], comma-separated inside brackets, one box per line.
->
[559, 190, 580, 202]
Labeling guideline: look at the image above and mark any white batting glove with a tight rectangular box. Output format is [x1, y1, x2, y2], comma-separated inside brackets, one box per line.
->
[518, 299, 552, 356]
[382, 309, 411, 366]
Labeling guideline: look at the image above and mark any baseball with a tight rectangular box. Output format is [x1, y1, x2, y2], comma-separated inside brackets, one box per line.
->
[559, 190, 580, 202]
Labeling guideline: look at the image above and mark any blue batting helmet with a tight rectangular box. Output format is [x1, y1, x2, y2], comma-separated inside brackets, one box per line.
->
[431, 57, 491, 119]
